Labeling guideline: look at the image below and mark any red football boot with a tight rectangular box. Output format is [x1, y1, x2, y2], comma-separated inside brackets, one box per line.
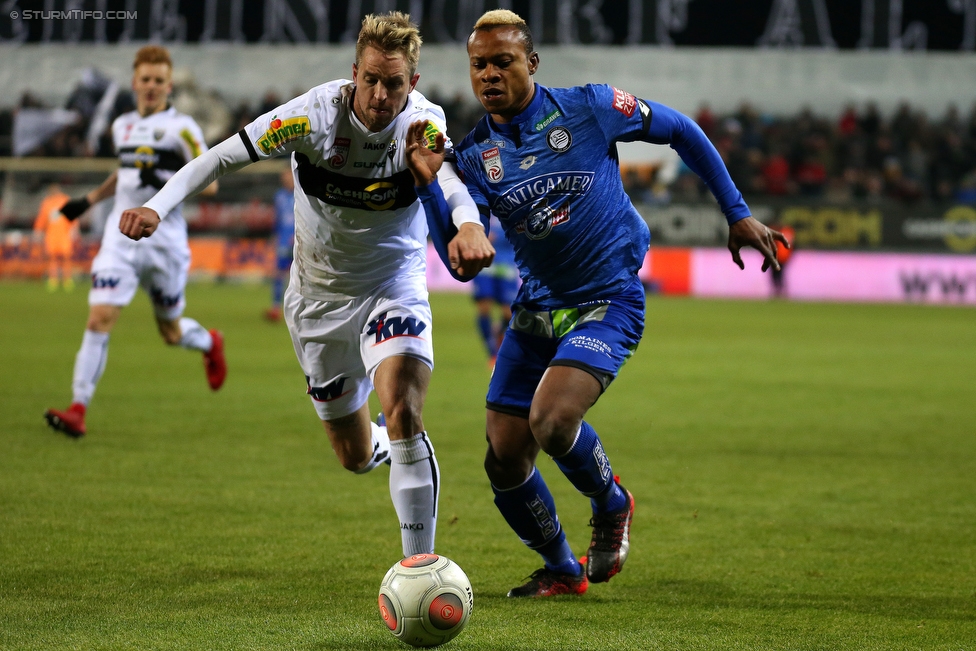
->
[44, 403, 87, 438]
[203, 330, 227, 391]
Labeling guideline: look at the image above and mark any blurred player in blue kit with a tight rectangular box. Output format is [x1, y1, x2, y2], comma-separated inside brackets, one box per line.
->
[471, 215, 517, 362]
[415, 9, 789, 598]
[265, 167, 296, 322]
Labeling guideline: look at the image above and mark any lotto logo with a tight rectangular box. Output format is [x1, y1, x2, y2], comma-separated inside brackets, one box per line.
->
[366, 312, 427, 345]
[611, 87, 636, 117]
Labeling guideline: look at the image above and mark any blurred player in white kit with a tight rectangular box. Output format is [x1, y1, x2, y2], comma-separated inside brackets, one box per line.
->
[45, 45, 225, 440]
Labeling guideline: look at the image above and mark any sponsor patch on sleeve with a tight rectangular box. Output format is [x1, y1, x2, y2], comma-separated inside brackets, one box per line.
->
[179, 128, 202, 159]
[423, 121, 441, 150]
[257, 115, 311, 154]
[611, 87, 637, 118]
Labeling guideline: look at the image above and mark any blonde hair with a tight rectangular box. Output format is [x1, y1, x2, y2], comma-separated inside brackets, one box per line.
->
[132, 45, 172, 69]
[471, 9, 534, 53]
[356, 12, 423, 75]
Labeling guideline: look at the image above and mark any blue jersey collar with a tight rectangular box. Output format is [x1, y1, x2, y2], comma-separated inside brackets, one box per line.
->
[489, 83, 545, 137]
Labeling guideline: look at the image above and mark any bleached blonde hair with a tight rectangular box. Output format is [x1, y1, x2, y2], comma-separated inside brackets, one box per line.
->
[356, 12, 423, 76]
[471, 9, 534, 54]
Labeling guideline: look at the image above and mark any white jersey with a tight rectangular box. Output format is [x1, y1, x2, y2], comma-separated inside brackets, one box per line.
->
[103, 107, 207, 255]
[238, 80, 451, 301]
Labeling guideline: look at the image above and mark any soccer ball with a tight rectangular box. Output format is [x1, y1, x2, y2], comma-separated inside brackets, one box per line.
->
[378, 554, 473, 647]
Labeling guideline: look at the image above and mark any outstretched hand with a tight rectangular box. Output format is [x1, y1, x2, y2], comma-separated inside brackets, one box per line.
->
[405, 119, 445, 187]
[728, 216, 791, 272]
[119, 207, 161, 241]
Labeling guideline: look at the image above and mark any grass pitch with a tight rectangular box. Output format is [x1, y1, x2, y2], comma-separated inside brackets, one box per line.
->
[1, 280, 974, 650]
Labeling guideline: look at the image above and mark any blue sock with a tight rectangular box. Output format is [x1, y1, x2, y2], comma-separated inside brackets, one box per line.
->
[477, 314, 495, 355]
[553, 421, 626, 514]
[272, 277, 284, 305]
[492, 468, 581, 575]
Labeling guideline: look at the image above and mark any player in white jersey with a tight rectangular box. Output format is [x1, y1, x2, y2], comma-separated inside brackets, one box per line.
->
[118, 13, 494, 558]
[45, 45, 226, 439]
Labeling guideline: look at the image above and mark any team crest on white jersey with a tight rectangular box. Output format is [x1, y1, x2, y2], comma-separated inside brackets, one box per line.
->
[153, 128, 165, 141]
[481, 147, 504, 183]
[329, 137, 350, 169]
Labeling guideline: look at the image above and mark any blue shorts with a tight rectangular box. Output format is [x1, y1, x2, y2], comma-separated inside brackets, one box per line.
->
[486, 278, 645, 418]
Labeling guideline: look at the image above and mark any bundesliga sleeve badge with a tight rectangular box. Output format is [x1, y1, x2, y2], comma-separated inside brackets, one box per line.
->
[481, 146, 504, 183]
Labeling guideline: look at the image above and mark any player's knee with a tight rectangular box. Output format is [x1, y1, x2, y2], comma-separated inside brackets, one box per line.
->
[381, 401, 423, 437]
[339, 451, 369, 473]
[86, 311, 115, 332]
[484, 443, 532, 488]
[528, 408, 579, 457]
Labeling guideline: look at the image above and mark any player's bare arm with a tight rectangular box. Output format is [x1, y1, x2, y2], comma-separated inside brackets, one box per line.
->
[60, 170, 118, 220]
[728, 216, 791, 272]
[119, 207, 161, 241]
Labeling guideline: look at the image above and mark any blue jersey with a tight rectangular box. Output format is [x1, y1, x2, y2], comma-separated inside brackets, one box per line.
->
[488, 214, 516, 268]
[273, 187, 295, 253]
[455, 84, 749, 309]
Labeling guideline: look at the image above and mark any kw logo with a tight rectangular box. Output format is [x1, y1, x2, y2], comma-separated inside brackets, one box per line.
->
[91, 274, 120, 289]
[307, 377, 351, 402]
[150, 287, 181, 308]
[367, 312, 427, 345]
[900, 272, 976, 300]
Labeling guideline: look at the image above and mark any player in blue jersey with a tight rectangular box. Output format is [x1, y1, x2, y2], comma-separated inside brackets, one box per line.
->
[415, 10, 789, 598]
[471, 214, 518, 361]
[265, 167, 296, 322]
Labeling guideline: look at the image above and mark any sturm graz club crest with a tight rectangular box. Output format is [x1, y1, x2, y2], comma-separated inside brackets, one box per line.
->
[153, 128, 165, 141]
[545, 126, 572, 153]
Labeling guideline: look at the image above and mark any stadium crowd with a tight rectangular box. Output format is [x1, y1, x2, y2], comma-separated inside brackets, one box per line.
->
[3, 74, 976, 205]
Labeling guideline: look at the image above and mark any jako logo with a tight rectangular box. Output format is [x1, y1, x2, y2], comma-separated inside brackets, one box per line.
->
[91, 274, 120, 289]
[366, 312, 427, 344]
[307, 377, 350, 402]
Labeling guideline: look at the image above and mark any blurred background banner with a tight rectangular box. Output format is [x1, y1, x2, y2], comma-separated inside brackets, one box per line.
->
[1, 0, 974, 49]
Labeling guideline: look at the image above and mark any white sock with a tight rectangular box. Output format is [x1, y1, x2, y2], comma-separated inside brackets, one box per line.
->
[389, 432, 439, 556]
[71, 330, 110, 406]
[354, 421, 391, 474]
[178, 317, 213, 352]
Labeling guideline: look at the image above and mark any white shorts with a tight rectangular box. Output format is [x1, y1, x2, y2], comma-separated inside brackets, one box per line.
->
[284, 275, 434, 421]
[89, 239, 190, 321]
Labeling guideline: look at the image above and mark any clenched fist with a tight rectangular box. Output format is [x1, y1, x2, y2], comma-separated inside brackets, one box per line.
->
[119, 207, 161, 241]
